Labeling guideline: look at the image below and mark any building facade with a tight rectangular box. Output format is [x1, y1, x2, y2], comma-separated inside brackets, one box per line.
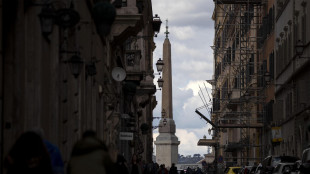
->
[210, 0, 310, 167]
[273, 0, 310, 157]
[211, 0, 264, 166]
[0, 0, 161, 169]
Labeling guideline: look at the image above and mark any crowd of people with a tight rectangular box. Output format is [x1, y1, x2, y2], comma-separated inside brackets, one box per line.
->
[3, 130, 202, 174]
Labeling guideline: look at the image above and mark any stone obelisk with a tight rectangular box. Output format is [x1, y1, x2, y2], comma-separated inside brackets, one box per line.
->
[154, 20, 180, 168]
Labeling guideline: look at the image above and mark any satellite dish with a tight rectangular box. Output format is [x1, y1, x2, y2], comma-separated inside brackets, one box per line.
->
[112, 67, 126, 81]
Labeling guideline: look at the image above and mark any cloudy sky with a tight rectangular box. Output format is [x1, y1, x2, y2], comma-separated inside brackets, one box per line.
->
[151, 0, 215, 156]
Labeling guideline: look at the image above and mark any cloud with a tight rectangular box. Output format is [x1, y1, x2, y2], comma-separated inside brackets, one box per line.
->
[173, 26, 195, 40]
[152, 0, 214, 28]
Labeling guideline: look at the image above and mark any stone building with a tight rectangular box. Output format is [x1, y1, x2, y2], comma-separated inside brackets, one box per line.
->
[272, 0, 310, 157]
[257, 0, 275, 159]
[210, 0, 310, 167]
[0, 0, 161, 169]
[211, 0, 264, 166]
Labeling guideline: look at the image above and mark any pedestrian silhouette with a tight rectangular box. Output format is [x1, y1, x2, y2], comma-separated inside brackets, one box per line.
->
[186, 167, 193, 174]
[67, 130, 114, 174]
[169, 163, 178, 174]
[115, 154, 129, 174]
[130, 154, 142, 174]
[158, 164, 168, 174]
[4, 131, 53, 174]
[33, 128, 65, 174]
[194, 167, 203, 174]
[44, 140, 65, 174]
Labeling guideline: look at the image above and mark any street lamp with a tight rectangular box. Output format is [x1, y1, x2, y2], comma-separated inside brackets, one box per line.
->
[38, 6, 55, 36]
[208, 128, 212, 135]
[152, 14, 162, 37]
[295, 40, 304, 56]
[295, 40, 310, 59]
[67, 55, 84, 78]
[156, 58, 164, 73]
[157, 77, 164, 88]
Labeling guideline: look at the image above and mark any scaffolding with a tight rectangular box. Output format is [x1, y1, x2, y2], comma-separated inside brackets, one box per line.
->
[210, 0, 268, 165]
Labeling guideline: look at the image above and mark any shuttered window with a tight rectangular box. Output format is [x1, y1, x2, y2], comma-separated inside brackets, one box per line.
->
[269, 52, 274, 80]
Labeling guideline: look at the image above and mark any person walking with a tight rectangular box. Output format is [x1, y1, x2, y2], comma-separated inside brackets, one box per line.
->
[169, 163, 178, 174]
[67, 130, 114, 174]
[4, 131, 53, 174]
[194, 167, 203, 174]
[44, 139, 65, 174]
[32, 128, 65, 174]
[130, 154, 142, 174]
[158, 164, 168, 174]
[185, 167, 193, 174]
[115, 154, 129, 174]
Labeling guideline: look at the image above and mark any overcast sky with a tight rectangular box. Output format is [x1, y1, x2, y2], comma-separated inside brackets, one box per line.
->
[152, 0, 215, 156]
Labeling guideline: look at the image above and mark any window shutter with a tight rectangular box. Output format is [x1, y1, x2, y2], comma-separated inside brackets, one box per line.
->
[269, 52, 274, 80]
[273, 100, 284, 121]
[263, 60, 267, 87]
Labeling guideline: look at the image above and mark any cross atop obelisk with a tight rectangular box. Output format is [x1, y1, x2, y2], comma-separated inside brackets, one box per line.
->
[165, 19, 169, 38]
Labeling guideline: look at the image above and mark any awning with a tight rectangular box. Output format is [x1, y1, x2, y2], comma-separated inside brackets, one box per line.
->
[197, 139, 218, 146]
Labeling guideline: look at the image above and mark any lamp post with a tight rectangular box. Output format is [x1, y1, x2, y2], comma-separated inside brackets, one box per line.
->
[38, 6, 55, 36]
[67, 55, 84, 78]
[208, 128, 212, 135]
[156, 58, 164, 74]
[157, 77, 164, 89]
[155, 58, 164, 89]
[295, 40, 304, 56]
[152, 14, 162, 37]
[295, 40, 310, 59]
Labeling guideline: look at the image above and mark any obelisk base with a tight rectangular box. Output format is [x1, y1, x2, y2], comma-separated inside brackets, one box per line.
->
[154, 118, 180, 168]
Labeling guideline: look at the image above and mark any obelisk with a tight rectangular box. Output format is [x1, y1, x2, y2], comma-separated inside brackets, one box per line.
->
[154, 20, 180, 168]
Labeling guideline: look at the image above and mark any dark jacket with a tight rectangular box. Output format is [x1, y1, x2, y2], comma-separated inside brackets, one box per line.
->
[67, 136, 113, 174]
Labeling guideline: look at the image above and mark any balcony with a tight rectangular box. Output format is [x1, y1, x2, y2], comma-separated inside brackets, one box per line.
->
[111, 0, 144, 45]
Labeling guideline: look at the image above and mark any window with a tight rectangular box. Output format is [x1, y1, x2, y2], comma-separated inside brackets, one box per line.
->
[263, 60, 267, 87]
[267, 100, 273, 122]
[234, 77, 240, 89]
[226, 47, 231, 65]
[269, 52, 274, 80]
[232, 43, 235, 62]
[113, 0, 127, 7]
[122, 0, 127, 7]
[285, 92, 293, 118]
[302, 14, 307, 44]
